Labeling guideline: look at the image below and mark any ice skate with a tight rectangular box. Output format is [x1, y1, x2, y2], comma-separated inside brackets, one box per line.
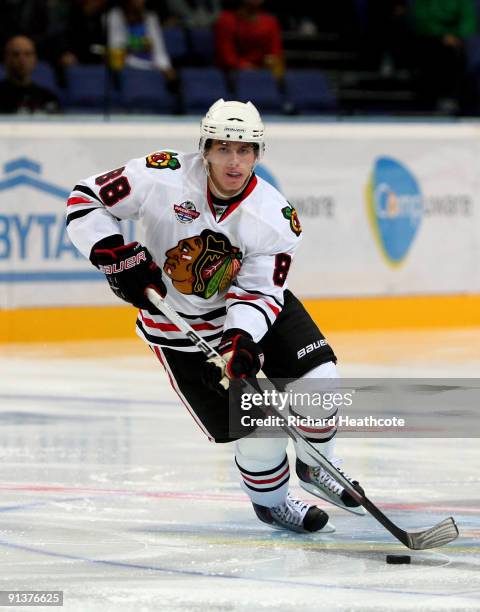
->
[252, 491, 336, 534]
[296, 458, 366, 516]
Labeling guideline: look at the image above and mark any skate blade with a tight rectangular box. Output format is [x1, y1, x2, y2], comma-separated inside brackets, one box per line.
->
[320, 520, 336, 533]
[260, 517, 336, 534]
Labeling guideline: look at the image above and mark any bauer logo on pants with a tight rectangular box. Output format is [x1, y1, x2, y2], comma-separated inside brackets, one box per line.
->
[366, 157, 423, 266]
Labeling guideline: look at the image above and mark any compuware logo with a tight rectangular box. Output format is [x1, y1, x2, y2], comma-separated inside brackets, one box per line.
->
[366, 157, 423, 266]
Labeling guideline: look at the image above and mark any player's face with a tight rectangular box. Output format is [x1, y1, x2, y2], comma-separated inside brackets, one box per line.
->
[205, 141, 256, 197]
[163, 236, 204, 294]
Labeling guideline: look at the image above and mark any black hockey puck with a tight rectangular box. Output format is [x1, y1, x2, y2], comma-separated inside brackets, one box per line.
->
[386, 554, 411, 564]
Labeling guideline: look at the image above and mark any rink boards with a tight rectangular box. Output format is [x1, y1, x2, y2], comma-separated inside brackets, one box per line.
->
[1, 120, 480, 341]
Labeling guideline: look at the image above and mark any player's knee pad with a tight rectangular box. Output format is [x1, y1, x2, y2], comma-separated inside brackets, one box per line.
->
[286, 360, 339, 452]
[300, 360, 339, 380]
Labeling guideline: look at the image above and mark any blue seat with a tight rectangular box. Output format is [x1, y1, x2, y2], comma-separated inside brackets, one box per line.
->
[234, 69, 283, 112]
[189, 28, 215, 65]
[465, 34, 480, 72]
[65, 65, 111, 112]
[32, 61, 59, 94]
[181, 68, 228, 113]
[0, 62, 58, 91]
[284, 70, 336, 113]
[33, 61, 65, 107]
[121, 68, 174, 113]
[163, 27, 188, 63]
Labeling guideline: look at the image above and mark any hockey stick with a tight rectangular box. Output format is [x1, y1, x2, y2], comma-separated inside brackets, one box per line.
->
[145, 287, 459, 550]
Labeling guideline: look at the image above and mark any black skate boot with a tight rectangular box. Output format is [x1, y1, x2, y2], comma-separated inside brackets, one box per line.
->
[253, 492, 335, 533]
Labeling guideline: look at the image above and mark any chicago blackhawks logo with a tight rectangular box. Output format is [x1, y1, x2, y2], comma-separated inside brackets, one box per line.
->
[146, 151, 181, 170]
[163, 230, 243, 298]
[282, 204, 302, 236]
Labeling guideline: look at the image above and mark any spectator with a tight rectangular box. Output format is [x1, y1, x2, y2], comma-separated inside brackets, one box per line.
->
[0, 35, 60, 114]
[265, 2, 360, 41]
[0, 0, 71, 69]
[107, 0, 176, 83]
[63, 0, 109, 65]
[412, 0, 477, 113]
[360, 1, 412, 75]
[214, 0, 284, 79]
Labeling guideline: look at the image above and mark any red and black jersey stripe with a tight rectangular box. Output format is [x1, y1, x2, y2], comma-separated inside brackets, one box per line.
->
[66, 207, 98, 226]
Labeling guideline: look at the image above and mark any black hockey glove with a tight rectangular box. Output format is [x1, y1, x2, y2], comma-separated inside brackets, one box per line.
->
[93, 241, 166, 310]
[202, 329, 264, 395]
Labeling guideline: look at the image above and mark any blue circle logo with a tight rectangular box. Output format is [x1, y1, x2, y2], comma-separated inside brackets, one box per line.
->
[366, 157, 423, 265]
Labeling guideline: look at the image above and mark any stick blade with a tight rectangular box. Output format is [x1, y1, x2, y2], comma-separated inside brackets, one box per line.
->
[407, 517, 459, 550]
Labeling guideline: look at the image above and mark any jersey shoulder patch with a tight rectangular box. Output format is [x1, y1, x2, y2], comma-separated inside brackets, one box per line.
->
[282, 202, 302, 236]
[146, 151, 181, 170]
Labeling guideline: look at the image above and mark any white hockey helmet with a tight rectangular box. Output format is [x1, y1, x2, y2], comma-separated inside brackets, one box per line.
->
[199, 99, 265, 159]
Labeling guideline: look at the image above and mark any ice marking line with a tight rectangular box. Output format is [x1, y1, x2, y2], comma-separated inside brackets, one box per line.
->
[0, 393, 177, 407]
[0, 497, 88, 513]
[0, 484, 478, 513]
[0, 537, 474, 600]
[0, 484, 247, 503]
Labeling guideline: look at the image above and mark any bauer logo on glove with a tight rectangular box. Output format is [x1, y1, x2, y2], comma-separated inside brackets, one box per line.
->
[92, 241, 167, 311]
[97, 249, 147, 275]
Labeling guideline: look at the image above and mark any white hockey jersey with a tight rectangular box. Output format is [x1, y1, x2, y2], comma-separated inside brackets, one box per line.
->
[66, 150, 303, 351]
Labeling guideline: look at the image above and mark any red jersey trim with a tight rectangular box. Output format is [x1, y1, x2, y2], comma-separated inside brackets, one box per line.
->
[140, 311, 222, 332]
[206, 174, 258, 222]
[67, 196, 93, 206]
[226, 291, 280, 317]
[296, 423, 336, 434]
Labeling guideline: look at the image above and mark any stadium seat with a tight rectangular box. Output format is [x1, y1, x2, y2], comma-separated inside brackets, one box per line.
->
[181, 68, 228, 113]
[465, 34, 480, 73]
[163, 27, 188, 63]
[0, 61, 64, 108]
[0, 62, 58, 90]
[121, 68, 174, 113]
[234, 69, 283, 112]
[65, 65, 114, 112]
[284, 70, 336, 113]
[31, 61, 59, 94]
[188, 28, 215, 65]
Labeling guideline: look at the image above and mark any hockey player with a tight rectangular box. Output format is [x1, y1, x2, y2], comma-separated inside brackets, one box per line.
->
[66, 99, 364, 534]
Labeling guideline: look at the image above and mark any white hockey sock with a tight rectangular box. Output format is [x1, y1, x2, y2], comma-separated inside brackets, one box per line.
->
[235, 436, 289, 508]
[287, 360, 339, 466]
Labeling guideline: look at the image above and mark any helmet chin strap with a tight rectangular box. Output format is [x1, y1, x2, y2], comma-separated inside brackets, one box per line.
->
[203, 157, 256, 200]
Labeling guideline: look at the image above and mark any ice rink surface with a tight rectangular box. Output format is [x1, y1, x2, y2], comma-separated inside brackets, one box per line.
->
[0, 328, 479, 612]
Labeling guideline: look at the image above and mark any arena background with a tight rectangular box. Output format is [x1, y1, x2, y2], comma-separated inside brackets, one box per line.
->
[1, 119, 479, 342]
